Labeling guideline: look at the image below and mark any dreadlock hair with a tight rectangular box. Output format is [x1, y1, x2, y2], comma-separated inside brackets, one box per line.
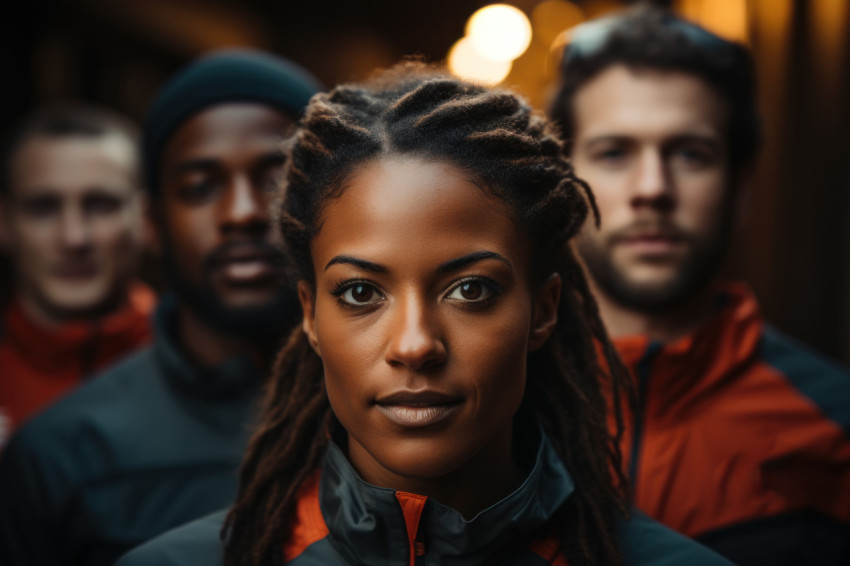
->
[223, 62, 633, 566]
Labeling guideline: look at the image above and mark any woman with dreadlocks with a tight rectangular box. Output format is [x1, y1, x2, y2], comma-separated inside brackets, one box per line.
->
[116, 64, 730, 566]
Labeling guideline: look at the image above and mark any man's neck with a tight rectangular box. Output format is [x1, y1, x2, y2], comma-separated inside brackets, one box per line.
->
[592, 282, 717, 343]
[175, 304, 270, 369]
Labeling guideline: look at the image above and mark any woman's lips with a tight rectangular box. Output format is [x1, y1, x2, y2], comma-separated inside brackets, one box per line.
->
[374, 391, 463, 428]
[376, 404, 461, 428]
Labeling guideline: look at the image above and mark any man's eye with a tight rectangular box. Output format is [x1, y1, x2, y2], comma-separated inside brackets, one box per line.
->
[674, 147, 712, 166]
[84, 195, 123, 215]
[21, 197, 60, 218]
[445, 279, 495, 303]
[592, 147, 627, 164]
[178, 180, 217, 202]
[337, 283, 384, 306]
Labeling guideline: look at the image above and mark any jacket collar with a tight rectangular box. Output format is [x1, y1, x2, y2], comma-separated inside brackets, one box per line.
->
[317, 424, 574, 565]
[2, 282, 154, 374]
[612, 281, 764, 417]
[151, 293, 264, 400]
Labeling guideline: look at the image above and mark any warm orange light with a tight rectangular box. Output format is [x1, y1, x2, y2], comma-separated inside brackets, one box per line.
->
[532, 0, 585, 47]
[676, 0, 749, 43]
[448, 36, 513, 85]
[466, 4, 533, 62]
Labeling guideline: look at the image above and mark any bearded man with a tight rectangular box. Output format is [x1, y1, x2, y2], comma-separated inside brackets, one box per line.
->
[0, 50, 321, 566]
[550, 7, 850, 565]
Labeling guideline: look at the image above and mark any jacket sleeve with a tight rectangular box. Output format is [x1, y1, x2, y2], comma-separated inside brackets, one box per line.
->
[0, 432, 64, 566]
[619, 510, 735, 566]
[114, 510, 229, 566]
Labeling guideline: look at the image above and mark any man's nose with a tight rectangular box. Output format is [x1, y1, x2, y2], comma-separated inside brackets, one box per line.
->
[219, 173, 270, 235]
[58, 205, 91, 250]
[630, 148, 675, 211]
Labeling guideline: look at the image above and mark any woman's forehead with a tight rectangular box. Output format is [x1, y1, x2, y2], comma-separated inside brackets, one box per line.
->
[311, 156, 530, 274]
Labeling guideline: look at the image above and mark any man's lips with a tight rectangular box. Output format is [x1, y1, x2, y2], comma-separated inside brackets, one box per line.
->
[53, 262, 98, 280]
[219, 257, 275, 282]
[614, 231, 685, 255]
[211, 248, 279, 284]
[374, 390, 463, 428]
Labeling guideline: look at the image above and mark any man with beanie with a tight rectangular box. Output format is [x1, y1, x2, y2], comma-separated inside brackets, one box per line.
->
[549, 7, 850, 565]
[0, 50, 321, 566]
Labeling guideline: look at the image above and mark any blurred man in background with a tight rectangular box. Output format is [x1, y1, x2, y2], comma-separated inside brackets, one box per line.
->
[0, 105, 153, 446]
[0, 50, 321, 566]
[550, 7, 850, 565]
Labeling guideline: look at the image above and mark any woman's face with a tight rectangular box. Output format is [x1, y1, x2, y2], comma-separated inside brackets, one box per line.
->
[300, 156, 559, 495]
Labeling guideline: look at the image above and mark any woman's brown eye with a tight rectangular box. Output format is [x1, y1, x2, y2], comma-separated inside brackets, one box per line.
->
[340, 283, 382, 306]
[351, 285, 373, 302]
[447, 280, 493, 303]
[460, 282, 482, 300]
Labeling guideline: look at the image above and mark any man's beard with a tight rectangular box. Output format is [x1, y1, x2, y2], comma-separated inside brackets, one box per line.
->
[164, 239, 299, 342]
[576, 219, 728, 313]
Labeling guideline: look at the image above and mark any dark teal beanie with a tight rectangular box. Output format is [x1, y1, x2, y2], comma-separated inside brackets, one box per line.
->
[142, 49, 322, 196]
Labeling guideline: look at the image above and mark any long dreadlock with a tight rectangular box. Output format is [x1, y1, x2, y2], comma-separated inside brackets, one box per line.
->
[223, 62, 633, 566]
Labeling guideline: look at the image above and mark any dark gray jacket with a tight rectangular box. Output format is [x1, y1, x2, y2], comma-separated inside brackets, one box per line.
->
[0, 295, 264, 566]
[117, 430, 733, 566]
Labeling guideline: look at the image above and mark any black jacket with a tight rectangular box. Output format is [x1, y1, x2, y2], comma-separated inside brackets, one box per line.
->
[116, 429, 733, 566]
[0, 295, 264, 566]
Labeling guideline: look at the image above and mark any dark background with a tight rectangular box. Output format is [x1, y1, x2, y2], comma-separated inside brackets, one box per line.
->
[2, 0, 849, 364]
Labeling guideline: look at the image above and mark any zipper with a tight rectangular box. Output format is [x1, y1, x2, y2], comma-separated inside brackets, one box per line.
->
[628, 341, 662, 495]
[395, 491, 427, 566]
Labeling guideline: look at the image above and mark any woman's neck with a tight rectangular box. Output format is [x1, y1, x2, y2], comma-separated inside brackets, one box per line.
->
[347, 422, 525, 519]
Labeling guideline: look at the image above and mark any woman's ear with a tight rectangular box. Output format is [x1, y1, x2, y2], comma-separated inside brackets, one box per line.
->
[298, 280, 321, 357]
[529, 273, 561, 352]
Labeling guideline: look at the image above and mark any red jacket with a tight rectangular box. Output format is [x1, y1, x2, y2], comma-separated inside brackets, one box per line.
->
[611, 282, 850, 563]
[0, 283, 154, 445]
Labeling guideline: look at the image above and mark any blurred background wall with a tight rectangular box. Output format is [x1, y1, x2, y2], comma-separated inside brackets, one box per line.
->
[2, 0, 849, 364]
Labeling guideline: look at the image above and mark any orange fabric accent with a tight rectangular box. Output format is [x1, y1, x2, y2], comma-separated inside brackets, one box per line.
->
[528, 530, 569, 566]
[610, 282, 850, 538]
[395, 491, 428, 566]
[0, 282, 154, 444]
[282, 471, 330, 562]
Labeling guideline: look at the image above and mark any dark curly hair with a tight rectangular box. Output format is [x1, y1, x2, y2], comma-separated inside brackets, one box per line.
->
[548, 6, 760, 175]
[223, 62, 633, 566]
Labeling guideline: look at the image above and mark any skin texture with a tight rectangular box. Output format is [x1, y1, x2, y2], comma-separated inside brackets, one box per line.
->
[2, 135, 144, 325]
[299, 156, 560, 519]
[570, 65, 737, 340]
[158, 103, 293, 366]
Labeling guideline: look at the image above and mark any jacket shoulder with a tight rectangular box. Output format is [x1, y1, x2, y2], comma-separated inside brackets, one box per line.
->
[2, 348, 159, 477]
[618, 510, 734, 566]
[760, 325, 850, 433]
[13, 348, 158, 437]
[116, 509, 228, 566]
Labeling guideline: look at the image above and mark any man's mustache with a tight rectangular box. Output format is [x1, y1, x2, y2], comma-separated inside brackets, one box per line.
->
[608, 219, 689, 244]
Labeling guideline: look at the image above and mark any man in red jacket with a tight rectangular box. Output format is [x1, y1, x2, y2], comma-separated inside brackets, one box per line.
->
[549, 6, 850, 565]
[0, 105, 153, 445]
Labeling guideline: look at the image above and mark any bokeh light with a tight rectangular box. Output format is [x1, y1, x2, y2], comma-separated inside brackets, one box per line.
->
[465, 4, 533, 62]
[676, 0, 749, 43]
[532, 0, 584, 48]
[448, 36, 513, 85]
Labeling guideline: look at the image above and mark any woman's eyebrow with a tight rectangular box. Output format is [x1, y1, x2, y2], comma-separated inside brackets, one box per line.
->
[324, 255, 388, 273]
[438, 251, 511, 273]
